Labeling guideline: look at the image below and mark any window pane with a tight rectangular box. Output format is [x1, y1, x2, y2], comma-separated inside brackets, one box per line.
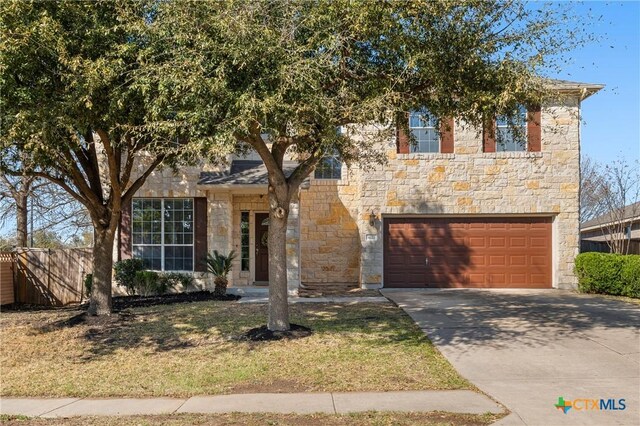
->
[240, 211, 250, 271]
[133, 246, 161, 270]
[409, 108, 439, 153]
[164, 246, 193, 271]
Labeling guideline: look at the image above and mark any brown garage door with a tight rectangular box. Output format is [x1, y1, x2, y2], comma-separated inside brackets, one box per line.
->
[384, 217, 552, 288]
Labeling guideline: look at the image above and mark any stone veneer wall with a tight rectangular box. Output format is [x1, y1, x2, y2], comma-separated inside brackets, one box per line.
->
[299, 177, 361, 284]
[352, 98, 581, 289]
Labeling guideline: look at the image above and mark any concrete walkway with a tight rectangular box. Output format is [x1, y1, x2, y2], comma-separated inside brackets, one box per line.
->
[383, 289, 640, 426]
[0, 391, 503, 418]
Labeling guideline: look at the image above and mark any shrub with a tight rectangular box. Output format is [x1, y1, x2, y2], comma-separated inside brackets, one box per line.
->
[84, 273, 93, 298]
[621, 256, 640, 298]
[160, 272, 194, 292]
[206, 250, 237, 296]
[133, 270, 160, 297]
[113, 259, 145, 295]
[575, 253, 640, 298]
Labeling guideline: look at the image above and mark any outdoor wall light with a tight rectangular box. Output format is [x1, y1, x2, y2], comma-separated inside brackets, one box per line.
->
[369, 210, 377, 227]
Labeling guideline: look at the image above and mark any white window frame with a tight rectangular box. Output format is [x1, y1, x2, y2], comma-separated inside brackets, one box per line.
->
[496, 106, 528, 152]
[409, 109, 440, 153]
[131, 198, 195, 272]
[315, 149, 342, 180]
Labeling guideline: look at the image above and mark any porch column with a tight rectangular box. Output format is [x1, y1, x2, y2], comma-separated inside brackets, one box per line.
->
[208, 191, 233, 287]
[286, 191, 301, 294]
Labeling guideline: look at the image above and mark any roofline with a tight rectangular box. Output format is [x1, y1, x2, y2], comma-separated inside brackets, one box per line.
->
[580, 215, 640, 232]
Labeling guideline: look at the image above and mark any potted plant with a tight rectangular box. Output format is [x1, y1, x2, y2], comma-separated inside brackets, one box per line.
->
[206, 250, 237, 297]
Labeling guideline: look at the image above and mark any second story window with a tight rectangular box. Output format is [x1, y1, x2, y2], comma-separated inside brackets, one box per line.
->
[409, 109, 440, 153]
[496, 105, 527, 152]
[315, 149, 342, 180]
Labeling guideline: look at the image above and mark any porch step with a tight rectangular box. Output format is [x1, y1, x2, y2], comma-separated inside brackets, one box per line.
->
[299, 282, 361, 297]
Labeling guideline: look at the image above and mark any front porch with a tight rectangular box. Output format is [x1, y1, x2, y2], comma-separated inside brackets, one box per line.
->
[205, 190, 302, 294]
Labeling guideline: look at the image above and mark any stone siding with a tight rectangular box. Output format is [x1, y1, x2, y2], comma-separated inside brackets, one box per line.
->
[351, 98, 581, 289]
[299, 177, 361, 284]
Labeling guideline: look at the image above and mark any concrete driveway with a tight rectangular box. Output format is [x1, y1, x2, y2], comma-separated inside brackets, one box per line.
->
[382, 289, 640, 426]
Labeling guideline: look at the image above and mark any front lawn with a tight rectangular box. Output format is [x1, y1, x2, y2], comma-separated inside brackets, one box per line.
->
[0, 301, 470, 397]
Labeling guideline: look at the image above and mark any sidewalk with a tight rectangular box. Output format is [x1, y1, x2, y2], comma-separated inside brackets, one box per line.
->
[1, 391, 504, 418]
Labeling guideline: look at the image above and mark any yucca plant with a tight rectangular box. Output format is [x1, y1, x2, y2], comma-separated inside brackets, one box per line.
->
[206, 250, 237, 296]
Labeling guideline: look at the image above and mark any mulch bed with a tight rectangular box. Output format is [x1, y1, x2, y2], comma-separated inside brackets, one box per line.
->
[243, 323, 312, 341]
[113, 291, 240, 310]
[3, 291, 240, 312]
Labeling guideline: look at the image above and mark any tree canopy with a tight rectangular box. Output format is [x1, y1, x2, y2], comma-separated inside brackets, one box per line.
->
[0, 0, 221, 314]
[152, 0, 588, 330]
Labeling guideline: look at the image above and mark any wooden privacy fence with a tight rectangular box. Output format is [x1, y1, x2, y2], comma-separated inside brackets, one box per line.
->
[13, 248, 92, 306]
[0, 252, 14, 305]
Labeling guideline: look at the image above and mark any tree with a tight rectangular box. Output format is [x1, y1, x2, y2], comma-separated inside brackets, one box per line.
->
[1, 170, 92, 248]
[0, 1, 216, 315]
[580, 155, 607, 223]
[590, 157, 640, 254]
[160, 0, 587, 330]
[0, 172, 39, 247]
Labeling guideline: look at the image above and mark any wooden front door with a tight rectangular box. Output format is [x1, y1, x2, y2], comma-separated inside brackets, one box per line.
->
[255, 213, 269, 282]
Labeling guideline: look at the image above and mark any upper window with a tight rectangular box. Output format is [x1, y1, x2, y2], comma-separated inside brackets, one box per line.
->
[315, 149, 342, 179]
[132, 198, 194, 271]
[496, 105, 527, 152]
[409, 109, 439, 153]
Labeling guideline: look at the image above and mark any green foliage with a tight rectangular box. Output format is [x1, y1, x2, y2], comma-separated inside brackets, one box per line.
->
[575, 253, 640, 298]
[113, 259, 145, 295]
[84, 273, 93, 298]
[133, 270, 160, 297]
[206, 250, 237, 279]
[207, 250, 237, 296]
[621, 256, 640, 298]
[159, 272, 194, 292]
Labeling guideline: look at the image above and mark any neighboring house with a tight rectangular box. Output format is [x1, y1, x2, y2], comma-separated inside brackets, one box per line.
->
[116, 79, 603, 292]
[580, 201, 640, 254]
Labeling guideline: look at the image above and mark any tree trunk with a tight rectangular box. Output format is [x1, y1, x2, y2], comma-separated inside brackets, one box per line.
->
[267, 189, 290, 331]
[88, 226, 116, 315]
[15, 193, 28, 247]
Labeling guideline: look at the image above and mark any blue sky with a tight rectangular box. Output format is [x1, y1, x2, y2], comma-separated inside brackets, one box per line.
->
[558, 1, 640, 165]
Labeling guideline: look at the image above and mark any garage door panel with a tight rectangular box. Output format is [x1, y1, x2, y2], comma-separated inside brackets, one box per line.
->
[384, 217, 552, 288]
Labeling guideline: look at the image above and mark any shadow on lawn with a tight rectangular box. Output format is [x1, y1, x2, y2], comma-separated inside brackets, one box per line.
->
[29, 301, 427, 361]
[385, 289, 640, 350]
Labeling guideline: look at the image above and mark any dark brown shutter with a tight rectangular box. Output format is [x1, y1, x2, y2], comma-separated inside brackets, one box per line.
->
[119, 200, 132, 260]
[440, 118, 455, 153]
[194, 197, 208, 272]
[483, 119, 496, 153]
[527, 105, 542, 152]
[396, 112, 410, 154]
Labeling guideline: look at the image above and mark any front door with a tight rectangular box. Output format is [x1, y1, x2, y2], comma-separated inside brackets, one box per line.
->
[255, 213, 269, 282]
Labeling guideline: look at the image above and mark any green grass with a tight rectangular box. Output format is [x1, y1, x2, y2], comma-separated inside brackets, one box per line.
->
[0, 412, 504, 426]
[0, 301, 470, 397]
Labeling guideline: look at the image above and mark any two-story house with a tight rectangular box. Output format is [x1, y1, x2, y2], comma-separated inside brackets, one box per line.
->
[116, 80, 603, 293]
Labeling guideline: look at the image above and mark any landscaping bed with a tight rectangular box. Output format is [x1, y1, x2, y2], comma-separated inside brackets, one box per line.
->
[0, 301, 470, 397]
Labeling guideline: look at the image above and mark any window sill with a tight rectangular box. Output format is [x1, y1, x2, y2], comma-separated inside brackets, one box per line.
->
[484, 151, 543, 159]
[397, 153, 456, 160]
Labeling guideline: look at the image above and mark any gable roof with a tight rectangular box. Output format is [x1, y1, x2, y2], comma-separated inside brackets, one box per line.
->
[581, 201, 640, 231]
[198, 160, 310, 188]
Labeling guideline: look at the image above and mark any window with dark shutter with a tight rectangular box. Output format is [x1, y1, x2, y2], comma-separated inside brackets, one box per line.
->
[396, 111, 454, 154]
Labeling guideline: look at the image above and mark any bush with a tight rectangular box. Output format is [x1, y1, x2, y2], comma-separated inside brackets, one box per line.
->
[133, 270, 160, 296]
[621, 256, 640, 298]
[575, 253, 640, 298]
[84, 273, 93, 298]
[113, 259, 145, 295]
[160, 272, 194, 292]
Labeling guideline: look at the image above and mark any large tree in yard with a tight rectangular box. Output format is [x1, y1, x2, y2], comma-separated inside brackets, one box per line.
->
[161, 0, 587, 330]
[0, 1, 219, 315]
